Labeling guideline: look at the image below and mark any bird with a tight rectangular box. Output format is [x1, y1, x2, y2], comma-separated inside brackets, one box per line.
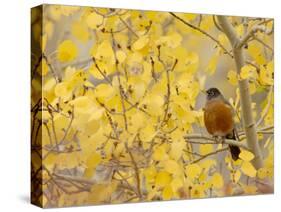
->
[203, 87, 241, 160]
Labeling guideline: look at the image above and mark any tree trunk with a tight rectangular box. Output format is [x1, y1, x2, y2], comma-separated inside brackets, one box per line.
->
[217, 16, 263, 169]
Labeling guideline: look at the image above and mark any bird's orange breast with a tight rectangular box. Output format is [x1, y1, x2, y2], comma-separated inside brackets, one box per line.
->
[204, 99, 234, 136]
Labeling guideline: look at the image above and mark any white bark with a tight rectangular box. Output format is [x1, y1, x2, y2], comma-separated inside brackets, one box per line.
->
[217, 16, 263, 169]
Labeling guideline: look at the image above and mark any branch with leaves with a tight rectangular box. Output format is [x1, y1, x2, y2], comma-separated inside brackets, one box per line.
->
[216, 16, 264, 169]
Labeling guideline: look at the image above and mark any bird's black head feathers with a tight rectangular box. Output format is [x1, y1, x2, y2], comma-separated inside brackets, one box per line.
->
[206, 87, 222, 100]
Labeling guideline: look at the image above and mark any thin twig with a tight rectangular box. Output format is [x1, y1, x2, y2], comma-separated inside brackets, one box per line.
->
[189, 147, 229, 164]
[125, 142, 142, 200]
[161, 59, 178, 126]
[238, 25, 268, 48]
[170, 12, 233, 58]
[92, 57, 112, 85]
[119, 17, 139, 38]
[184, 134, 249, 150]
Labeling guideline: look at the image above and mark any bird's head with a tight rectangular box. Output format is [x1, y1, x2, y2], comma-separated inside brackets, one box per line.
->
[206, 87, 222, 100]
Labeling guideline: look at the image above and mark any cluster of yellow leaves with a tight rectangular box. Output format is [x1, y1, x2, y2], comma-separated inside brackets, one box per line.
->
[34, 5, 274, 207]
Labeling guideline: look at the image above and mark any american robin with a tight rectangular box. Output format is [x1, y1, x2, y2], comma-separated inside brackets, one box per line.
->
[203, 88, 241, 160]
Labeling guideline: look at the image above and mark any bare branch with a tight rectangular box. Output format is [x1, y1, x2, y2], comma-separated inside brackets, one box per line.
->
[184, 134, 249, 150]
[170, 12, 233, 58]
[189, 147, 229, 164]
[238, 25, 268, 48]
[119, 17, 139, 38]
[124, 141, 142, 200]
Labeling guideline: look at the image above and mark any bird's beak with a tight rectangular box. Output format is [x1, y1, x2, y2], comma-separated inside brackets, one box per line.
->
[200, 89, 207, 95]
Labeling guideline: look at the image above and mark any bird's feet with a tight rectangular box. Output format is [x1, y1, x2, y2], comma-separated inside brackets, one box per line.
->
[212, 136, 225, 144]
[213, 135, 220, 143]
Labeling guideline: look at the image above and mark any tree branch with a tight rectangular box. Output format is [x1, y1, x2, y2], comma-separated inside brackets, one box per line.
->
[189, 147, 229, 164]
[170, 12, 233, 58]
[238, 25, 268, 48]
[184, 134, 249, 150]
[217, 16, 263, 169]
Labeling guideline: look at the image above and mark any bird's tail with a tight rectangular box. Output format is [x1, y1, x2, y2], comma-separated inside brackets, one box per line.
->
[226, 130, 241, 161]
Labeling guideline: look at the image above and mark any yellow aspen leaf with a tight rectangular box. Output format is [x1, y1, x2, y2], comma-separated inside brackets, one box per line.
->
[198, 172, 207, 182]
[239, 149, 255, 161]
[169, 33, 183, 48]
[242, 184, 258, 194]
[218, 33, 228, 47]
[144, 166, 157, 183]
[199, 144, 214, 155]
[227, 70, 238, 85]
[200, 16, 214, 31]
[157, 33, 183, 48]
[132, 35, 149, 51]
[116, 50, 127, 63]
[70, 96, 92, 113]
[126, 52, 143, 65]
[241, 161, 257, 177]
[232, 158, 242, 166]
[155, 171, 172, 188]
[89, 182, 118, 203]
[180, 13, 197, 21]
[142, 94, 164, 116]
[54, 82, 71, 98]
[86, 12, 103, 29]
[147, 188, 158, 201]
[259, 63, 274, 85]
[267, 60, 274, 73]
[95, 40, 115, 64]
[71, 21, 89, 42]
[42, 33, 47, 52]
[185, 164, 202, 180]
[88, 108, 104, 122]
[88, 64, 104, 80]
[233, 170, 241, 183]
[43, 78, 56, 92]
[60, 6, 80, 16]
[130, 112, 146, 132]
[94, 83, 115, 98]
[240, 65, 257, 79]
[152, 145, 168, 161]
[53, 114, 69, 131]
[139, 124, 157, 144]
[162, 185, 173, 200]
[185, 110, 197, 124]
[86, 153, 101, 169]
[170, 140, 185, 160]
[190, 184, 205, 198]
[64, 66, 76, 79]
[205, 54, 218, 75]
[180, 52, 199, 73]
[248, 43, 266, 65]
[41, 58, 48, 76]
[211, 173, 224, 189]
[84, 80, 95, 88]
[164, 160, 181, 175]
[44, 20, 54, 38]
[257, 167, 269, 179]
[235, 24, 244, 37]
[57, 40, 78, 62]
[170, 177, 183, 192]
[199, 159, 216, 171]
[217, 143, 223, 150]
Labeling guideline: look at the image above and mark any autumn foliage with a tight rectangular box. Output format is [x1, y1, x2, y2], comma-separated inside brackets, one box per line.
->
[31, 5, 274, 208]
